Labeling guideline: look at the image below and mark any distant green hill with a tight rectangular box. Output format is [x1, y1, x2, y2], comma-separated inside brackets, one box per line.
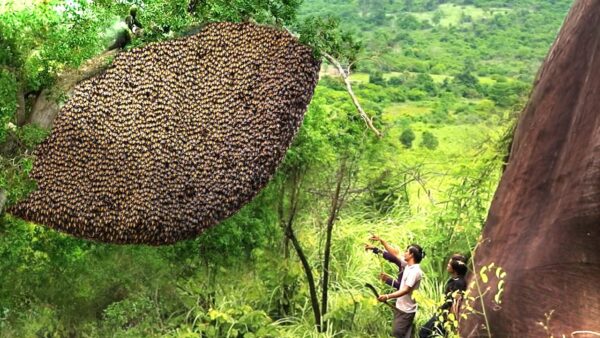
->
[301, 0, 572, 81]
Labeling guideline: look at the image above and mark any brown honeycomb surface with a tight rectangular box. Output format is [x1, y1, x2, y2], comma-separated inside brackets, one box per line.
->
[9, 22, 321, 245]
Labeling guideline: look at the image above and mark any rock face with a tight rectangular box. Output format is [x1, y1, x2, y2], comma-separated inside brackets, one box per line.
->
[9, 22, 320, 245]
[460, 1, 600, 336]
[25, 50, 118, 129]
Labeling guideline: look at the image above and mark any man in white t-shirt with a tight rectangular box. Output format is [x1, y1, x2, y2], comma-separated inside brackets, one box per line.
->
[377, 244, 425, 338]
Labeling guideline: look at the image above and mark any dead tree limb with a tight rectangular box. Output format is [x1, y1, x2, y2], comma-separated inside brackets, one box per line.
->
[322, 53, 382, 137]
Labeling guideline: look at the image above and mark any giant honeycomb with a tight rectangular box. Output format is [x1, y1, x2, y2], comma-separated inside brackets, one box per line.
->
[9, 22, 321, 245]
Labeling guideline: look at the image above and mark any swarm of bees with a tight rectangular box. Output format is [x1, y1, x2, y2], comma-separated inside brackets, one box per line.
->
[9, 22, 321, 245]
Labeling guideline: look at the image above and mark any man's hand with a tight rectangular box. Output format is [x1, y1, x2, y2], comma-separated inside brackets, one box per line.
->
[379, 272, 391, 283]
[377, 294, 389, 302]
[370, 235, 400, 256]
[364, 243, 376, 251]
[369, 234, 382, 242]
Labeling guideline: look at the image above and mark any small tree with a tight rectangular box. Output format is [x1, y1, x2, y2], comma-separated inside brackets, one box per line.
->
[420, 131, 439, 150]
[432, 10, 443, 25]
[369, 70, 386, 86]
[400, 128, 416, 148]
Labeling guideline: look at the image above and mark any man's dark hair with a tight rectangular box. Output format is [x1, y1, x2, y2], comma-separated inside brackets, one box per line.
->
[450, 253, 468, 276]
[407, 244, 425, 263]
[450, 259, 468, 276]
[450, 253, 467, 263]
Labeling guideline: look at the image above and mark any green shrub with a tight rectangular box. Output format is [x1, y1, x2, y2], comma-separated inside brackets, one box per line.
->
[420, 131, 439, 150]
[407, 88, 427, 101]
[368, 70, 386, 86]
[400, 128, 416, 148]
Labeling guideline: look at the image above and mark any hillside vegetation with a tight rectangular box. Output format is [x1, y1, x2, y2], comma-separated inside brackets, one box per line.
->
[0, 0, 572, 336]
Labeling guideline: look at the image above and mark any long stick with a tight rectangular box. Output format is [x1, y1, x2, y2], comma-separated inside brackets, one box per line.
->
[365, 283, 399, 313]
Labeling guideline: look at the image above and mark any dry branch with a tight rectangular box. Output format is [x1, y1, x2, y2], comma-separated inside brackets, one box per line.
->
[322, 53, 382, 137]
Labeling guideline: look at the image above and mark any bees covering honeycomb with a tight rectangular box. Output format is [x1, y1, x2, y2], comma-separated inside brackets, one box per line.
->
[9, 22, 321, 245]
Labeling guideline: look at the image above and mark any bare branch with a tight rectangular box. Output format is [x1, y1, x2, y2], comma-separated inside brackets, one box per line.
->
[322, 53, 382, 137]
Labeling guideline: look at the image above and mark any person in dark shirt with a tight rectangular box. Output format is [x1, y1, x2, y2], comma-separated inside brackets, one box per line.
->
[418, 254, 468, 338]
[108, 6, 144, 50]
[365, 235, 405, 289]
[125, 5, 143, 33]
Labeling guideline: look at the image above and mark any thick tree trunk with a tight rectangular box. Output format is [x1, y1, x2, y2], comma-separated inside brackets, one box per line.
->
[461, 1, 600, 336]
[27, 50, 117, 129]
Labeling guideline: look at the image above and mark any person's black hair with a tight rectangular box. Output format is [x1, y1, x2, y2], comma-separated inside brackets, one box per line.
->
[450, 253, 467, 263]
[450, 259, 468, 276]
[449, 253, 468, 276]
[407, 244, 425, 263]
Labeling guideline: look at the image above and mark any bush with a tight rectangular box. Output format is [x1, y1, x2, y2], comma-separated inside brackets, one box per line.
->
[102, 296, 156, 336]
[400, 128, 416, 148]
[407, 61, 430, 73]
[420, 131, 439, 150]
[407, 88, 427, 101]
[368, 70, 386, 86]
[319, 75, 345, 91]
[420, 107, 451, 124]
[430, 63, 447, 75]
[387, 76, 405, 86]
[397, 14, 422, 30]
[386, 87, 407, 103]
[357, 83, 388, 103]
[16, 125, 50, 150]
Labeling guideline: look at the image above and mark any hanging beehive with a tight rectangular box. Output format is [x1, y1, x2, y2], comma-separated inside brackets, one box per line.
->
[9, 22, 321, 245]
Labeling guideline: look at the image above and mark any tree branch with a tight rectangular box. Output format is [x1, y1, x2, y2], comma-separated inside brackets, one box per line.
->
[322, 53, 382, 137]
[320, 160, 347, 331]
[284, 170, 322, 331]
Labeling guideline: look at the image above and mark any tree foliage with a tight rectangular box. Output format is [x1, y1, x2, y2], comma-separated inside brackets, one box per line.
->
[400, 128, 416, 148]
[420, 131, 439, 150]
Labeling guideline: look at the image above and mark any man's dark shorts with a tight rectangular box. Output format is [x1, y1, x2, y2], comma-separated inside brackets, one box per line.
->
[392, 309, 415, 338]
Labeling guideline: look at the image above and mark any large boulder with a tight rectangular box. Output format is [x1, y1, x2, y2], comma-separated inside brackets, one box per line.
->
[460, 1, 600, 336]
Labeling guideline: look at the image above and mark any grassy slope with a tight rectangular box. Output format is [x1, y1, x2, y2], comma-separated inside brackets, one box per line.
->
[411, 3, 511, 26]
[298, 0, 570, 332]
